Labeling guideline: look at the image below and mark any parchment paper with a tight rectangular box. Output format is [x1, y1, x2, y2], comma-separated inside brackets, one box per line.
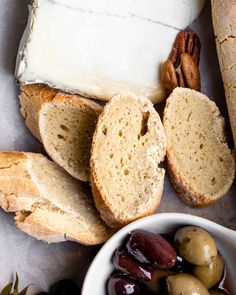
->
[0, 1, 235, 293]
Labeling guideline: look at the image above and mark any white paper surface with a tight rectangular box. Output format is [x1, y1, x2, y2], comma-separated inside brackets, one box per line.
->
[0, 1, 235, 293]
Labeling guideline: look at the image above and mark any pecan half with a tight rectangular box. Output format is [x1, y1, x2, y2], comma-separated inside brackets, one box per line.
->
[170, 30, 201, 66]
[161, 30, 201, 96]
[161, 60, 179, 94]
[181, 53, 200, 91]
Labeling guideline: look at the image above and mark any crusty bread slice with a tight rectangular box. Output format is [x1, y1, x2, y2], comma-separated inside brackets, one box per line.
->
[163, 88, 235, 207]
[0, 152, 112, 245]
[19, 84, 102, 182]
[19, 84, 59, 141]
[90, 94, 167, 228]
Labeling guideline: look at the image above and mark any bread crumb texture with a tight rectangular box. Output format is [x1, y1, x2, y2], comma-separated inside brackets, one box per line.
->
[19, 84, 102, 182]
[164, 88, 235, 207]
[91, 94, 167, 227]
[39, 94, 102, 182]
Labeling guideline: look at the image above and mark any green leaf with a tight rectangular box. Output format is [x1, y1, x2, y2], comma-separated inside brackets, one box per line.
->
[19, 285, 32, 295]
[1, 274, 32, 295]
[0, 283, 13, 295]
[14, 273, 19, 293]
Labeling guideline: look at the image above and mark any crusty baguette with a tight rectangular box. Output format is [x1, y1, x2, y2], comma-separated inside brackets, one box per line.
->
[90, 94, 167, 228]
[19, 84, 102, 182]
[19, 84, 58, 141]
[163, 88, 235, 207]
[0, 152, 112, 245]
[211, 0, 236, 148]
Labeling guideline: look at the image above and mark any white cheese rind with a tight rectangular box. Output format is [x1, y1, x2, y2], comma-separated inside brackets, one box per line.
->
[15, 0, 206, 103]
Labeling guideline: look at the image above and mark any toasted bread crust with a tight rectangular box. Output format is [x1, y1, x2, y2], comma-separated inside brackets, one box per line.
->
[91, 172, 164, 228]
[211, 0, 236, 150]
[15, 210, 66, 244]
[19, 84, 59, 141]
[19, 84, 102, 141]
[0, 152, 44, 212]
[167, 155, 223, 208]
[0, 151, 112, 245]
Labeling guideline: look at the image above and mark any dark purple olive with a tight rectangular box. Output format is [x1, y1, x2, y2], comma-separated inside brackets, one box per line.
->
[126, 230, 177, 269]
[107, 275, 141, 295]
[113, 248, 152, 281]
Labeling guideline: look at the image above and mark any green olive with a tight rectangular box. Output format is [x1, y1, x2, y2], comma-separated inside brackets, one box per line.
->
[193, 255, 224, 289]
[209, 290, 229, 295]
[167, 273, 210, 295]
[174, 226, 217, 266]
[144, 269, 175, 293]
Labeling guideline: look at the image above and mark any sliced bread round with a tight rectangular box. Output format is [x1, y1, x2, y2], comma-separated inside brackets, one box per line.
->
[0, 152, 112, 245]
[19, 84, 102, 182]
[90, 94, 167, 228]
[163, 87, 235, 207]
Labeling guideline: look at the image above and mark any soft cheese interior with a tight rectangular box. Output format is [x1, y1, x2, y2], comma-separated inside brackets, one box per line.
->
[16, 0, 206, 103]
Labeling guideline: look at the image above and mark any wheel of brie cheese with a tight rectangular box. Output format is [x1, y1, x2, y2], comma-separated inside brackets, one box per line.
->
[16, 0, 206, 103]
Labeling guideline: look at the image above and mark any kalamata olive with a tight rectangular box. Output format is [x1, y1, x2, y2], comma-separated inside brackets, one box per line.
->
[174, 226, 217, 266]
[107, 275, 141, 295]
[126, 230, 177, 269]
[49, 279, 80, 295]
[144, 269, 175, 293]
[167, 273, 210, 295]
[193, 255, 224, 289]
[113, 248, 152, 281]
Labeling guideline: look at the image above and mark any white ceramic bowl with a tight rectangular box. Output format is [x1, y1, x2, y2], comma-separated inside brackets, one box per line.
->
[82, 213, 236, 295]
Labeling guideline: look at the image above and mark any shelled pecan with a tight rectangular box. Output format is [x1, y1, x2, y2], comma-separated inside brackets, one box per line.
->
[161, 30, 201, 96]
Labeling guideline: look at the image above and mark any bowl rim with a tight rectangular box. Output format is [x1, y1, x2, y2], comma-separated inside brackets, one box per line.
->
[82, 212, 236, 294]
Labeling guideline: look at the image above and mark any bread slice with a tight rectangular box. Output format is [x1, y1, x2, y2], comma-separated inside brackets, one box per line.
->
[90, 94, 167, 228]
[19, 84, 102, 182]
[19, 84, 59, 141]
[0, 152, 112, 245]
[163, 87, 235, 207]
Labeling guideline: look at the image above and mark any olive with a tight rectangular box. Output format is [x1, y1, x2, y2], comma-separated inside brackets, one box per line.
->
[144, 269, 175, 293]
[126, 230, 177, 269]
[113, 248, 152, 281]
[167, 273, 210, 295]
[193, 255, 224, 289]
[174, 226, 217, 266]
[107, 275, 141, 295]
[49, 279, 80, 295]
